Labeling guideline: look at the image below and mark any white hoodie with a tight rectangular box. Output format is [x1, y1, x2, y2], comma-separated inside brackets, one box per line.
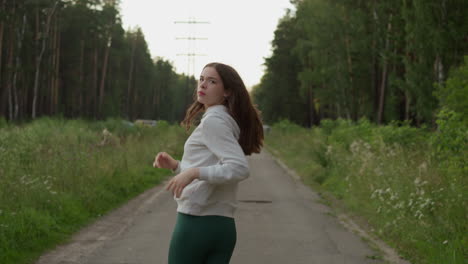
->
[172, 104, 250, 218]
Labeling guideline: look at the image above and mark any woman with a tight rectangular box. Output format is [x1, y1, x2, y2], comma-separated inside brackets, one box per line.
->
[153, 62, 264, 264]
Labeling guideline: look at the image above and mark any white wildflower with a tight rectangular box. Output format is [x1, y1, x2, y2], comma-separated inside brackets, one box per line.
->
[418, 162, 428, 172]
[102, 128, 111, 136]
[364, 142, 371, 150]
[374, 167, 383, 176]
[350, 140, 360, 154]
[326, 145, 333, 156]
[414, 210, 424, 219]
[387, 148, 396, 157]
[393, 202, 404, 209]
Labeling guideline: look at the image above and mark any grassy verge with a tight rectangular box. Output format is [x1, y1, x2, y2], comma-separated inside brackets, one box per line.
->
[0, 117, 187, 264]
[265, 119, 466, 264]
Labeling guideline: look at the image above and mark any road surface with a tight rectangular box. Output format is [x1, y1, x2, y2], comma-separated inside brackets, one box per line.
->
[37, 150, 408, 264]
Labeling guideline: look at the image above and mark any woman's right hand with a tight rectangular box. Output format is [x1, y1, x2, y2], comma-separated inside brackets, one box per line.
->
[153, 152, 178, 170]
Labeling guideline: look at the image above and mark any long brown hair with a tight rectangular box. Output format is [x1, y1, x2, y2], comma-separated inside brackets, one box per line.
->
[181, 62, 263, 155]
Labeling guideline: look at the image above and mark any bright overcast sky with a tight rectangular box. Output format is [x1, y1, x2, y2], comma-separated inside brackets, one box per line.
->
[119, 0, 294, 89]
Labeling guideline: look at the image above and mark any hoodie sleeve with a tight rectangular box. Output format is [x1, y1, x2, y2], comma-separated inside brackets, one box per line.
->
[198, 115, 250, 185]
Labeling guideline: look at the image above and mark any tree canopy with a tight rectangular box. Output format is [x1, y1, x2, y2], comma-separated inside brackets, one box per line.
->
[253, 0, 468, 127]
[0, 0, 196, 123]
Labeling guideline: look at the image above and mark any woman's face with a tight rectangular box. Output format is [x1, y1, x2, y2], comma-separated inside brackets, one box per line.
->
[197, 67, 228, 108]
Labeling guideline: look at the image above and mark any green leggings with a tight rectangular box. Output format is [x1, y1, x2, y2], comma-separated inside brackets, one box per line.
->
[168, 213, 237, 264]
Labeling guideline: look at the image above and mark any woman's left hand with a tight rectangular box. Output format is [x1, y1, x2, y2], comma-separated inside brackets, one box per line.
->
[165, 168, 199, 198]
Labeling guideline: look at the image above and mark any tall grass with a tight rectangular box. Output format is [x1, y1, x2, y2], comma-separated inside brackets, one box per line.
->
[266, 118, 467, 264]
[0, 117, 187, 264]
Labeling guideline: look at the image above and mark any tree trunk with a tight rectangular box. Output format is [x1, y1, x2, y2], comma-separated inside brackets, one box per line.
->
[308, 85, 319, 127]
[344, 35, 355, 120]
[12, 14, 27, 120]
[49, 15, 56, 114]
[434, 54, 444, 85]
[92, 47, 98, 118]
[371, 0, 379, 121]
[0, 0, 5, 104]
[404, 90, 410, 121]
[134, 73, 139, 119]
[32, 1, 58, 119]
[152, 75, 160, 119]
[127, 34, 137, 119]
[336, 101, 341, 119]
[53, 15, 60, 116]
[98, 34, 112, 118]
[49, 15, 57, 115]
[78, 39, 84, 115]
[7, 27, 14, 121]
[343, 12, 356, 121]
[377, 14, 393, 124]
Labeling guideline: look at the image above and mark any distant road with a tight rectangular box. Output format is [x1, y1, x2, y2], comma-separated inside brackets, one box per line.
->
[37, 150, 407, 264]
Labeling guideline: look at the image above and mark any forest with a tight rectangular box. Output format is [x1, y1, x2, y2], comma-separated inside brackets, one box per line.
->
[2, 0, 466, 128]
[253, 1, 467, 262]
[0, 1, 466, 263]
[0, 0, 196, 123]
[252, 0, 467, 127]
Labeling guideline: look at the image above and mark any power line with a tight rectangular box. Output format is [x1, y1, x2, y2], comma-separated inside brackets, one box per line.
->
[175, 37, 208, 40]
[174, 18, 210, 116]
[174, 19, 210, 24]
[176, 53, 207, 57]
[174, 18, 210, 76]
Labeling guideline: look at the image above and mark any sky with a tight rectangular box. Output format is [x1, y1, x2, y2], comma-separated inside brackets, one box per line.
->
[119, 0, 294, 89]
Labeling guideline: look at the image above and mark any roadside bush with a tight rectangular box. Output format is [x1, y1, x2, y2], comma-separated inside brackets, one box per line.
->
[0, 118, 187, 264]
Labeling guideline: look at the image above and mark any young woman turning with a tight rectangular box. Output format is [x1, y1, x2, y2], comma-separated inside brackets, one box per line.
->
[153, 62, 264, 264]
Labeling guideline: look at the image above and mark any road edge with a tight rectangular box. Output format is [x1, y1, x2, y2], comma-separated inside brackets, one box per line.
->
[265, 147, 411, 264]
[35, 181, 170, 264]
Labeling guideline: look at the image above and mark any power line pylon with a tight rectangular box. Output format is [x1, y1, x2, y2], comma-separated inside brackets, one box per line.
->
[174, 18, 210, 77]
[174, 18, 210, 114]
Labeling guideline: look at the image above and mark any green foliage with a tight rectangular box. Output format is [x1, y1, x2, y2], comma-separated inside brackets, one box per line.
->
[266, 120, 466, 264]
[251, 12, 308, 126]
[87, 118, 139, 137]
[432, 110, 466, 158]
[1, 1, 194, 123]
[272, 119, 303, 132]
[0, 118, 187, 264]
[254, 0, 468, 126]
[0, 117, 7, 129]
[434, 56, 468, 124]
[430, 59, 468, 216]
